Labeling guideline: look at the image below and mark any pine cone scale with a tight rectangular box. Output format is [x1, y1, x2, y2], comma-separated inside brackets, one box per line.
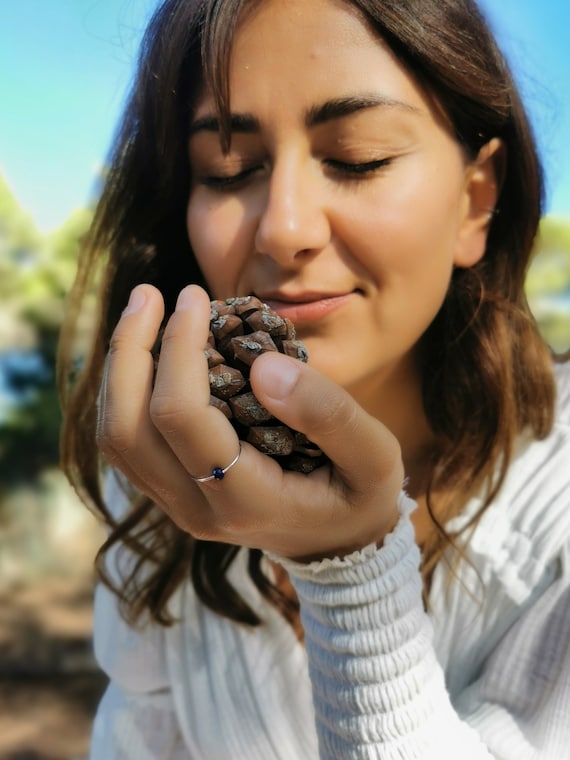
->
[210, 297, 328, 472]
[154, 296, 328, 473]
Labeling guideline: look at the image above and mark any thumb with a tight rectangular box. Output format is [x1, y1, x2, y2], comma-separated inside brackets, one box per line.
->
[250, 352, 404, 499]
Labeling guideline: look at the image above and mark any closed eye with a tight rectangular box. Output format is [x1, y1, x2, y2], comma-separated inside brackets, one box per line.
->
[196, 157, 392, 190]
[325, 158, 392, 176]
[198, 165, 262, 190]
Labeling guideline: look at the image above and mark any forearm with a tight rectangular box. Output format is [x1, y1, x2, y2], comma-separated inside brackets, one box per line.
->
[275, 493, 492, 759]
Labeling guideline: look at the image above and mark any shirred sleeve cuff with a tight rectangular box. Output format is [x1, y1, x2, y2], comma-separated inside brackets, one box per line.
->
[267, 491, 492, 759]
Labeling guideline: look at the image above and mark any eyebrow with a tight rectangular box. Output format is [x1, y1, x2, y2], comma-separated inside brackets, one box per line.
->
[188, 94, 420, 136]
[189, 112, 260, 136]
[306, 94, 420, 127]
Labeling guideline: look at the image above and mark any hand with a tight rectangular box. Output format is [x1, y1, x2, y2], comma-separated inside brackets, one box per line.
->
[96, 283, 404, 561]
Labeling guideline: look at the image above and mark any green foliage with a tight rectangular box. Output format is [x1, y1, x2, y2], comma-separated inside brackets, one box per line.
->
[0, 174, 93, 493]
[526, 215, 570, 353]
[0, 175, 42, 259]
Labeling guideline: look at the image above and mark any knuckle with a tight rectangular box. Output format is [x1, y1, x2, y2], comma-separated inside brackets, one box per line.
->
[149, 392, 185, 427]
[108, 327, 134, 354]
[178, 513, 217, 542]
[96, 412, 134, 457]
[313, 390, 357, 438]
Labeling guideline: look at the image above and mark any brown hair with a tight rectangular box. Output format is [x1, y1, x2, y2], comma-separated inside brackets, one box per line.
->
[58, 0, 557, 627]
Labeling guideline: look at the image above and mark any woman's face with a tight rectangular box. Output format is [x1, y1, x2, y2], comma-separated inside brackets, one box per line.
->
[186, 0, 489, 409]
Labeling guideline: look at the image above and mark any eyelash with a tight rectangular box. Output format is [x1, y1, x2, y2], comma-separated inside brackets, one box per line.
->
[200, 166, 259, 189]
[198, 157, 391, 190]
[326, 158, 392, 175]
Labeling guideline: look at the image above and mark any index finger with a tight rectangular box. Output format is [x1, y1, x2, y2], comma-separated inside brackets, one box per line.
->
[150, 285, 242, 479]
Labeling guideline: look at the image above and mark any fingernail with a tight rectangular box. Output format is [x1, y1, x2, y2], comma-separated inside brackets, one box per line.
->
[122, 286, 146, 316]
[259, 355, 300, 399]
[176, 286, 195, 311]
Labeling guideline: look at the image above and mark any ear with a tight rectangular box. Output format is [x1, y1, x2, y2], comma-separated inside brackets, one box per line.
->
[454, 137, 506, 268]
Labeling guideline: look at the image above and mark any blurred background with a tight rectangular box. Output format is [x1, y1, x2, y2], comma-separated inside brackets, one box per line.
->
[0, 1, 569, 758]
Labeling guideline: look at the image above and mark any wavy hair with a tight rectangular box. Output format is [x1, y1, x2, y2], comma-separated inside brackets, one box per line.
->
[58, 0, 558, 627]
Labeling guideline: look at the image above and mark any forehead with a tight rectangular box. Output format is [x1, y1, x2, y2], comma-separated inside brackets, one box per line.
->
[194, 0, 426, 121]
[231, 0, 382, 76]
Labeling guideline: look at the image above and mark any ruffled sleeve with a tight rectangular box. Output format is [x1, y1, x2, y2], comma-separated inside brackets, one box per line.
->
[274, 372, 570, 760]
[89, 470, 186, 760]
[272, 492, 493, 759]
[452, 543, 570, 758]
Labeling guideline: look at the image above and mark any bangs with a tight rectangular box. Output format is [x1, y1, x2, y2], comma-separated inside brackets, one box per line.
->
[201, 0, 253, 152]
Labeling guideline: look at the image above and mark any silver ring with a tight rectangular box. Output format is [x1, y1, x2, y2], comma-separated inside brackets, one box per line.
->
[191, 444, 242, 483]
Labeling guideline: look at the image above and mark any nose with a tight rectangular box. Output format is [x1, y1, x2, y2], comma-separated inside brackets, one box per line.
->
[254, 156, 331, 264]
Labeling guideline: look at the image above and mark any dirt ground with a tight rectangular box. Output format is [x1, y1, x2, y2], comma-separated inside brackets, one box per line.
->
[0, 574, 108, 760]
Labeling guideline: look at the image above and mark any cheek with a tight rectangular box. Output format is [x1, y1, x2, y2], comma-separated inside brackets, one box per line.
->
[352, 164, 465, 281]
[343, 205, 458, 290]
[186, 194, 250, 293]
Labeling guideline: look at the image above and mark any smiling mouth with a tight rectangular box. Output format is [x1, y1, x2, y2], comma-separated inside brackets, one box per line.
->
[255, 291, 358, 324]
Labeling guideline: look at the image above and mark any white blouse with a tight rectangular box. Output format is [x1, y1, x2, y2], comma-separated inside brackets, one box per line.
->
[90, 362, 570, 759]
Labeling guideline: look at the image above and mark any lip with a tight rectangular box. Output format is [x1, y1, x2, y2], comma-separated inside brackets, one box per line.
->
[256, 290, 357, 324]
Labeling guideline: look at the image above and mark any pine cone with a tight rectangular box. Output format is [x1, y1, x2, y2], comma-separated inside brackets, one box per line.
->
[207, 297, 328, 473]
[154, 296, 328, 474]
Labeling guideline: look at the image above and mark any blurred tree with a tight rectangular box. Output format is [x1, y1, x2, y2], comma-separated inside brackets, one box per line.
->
[0, 174, 92, 492]
[0, 175, 41, 261]
[526, 215, 570, 353]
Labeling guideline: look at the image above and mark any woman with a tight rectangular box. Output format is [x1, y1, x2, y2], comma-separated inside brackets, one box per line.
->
[58, 0, 570, 757]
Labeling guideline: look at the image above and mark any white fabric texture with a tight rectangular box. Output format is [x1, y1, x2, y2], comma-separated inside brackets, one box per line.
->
[90, 362, 570, 759]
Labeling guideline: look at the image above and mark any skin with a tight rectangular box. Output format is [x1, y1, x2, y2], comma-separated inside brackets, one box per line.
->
[97, 0, 501, 559]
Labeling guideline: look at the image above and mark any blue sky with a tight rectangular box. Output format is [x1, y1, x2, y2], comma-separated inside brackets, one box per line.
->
[1, 0, 569, 233]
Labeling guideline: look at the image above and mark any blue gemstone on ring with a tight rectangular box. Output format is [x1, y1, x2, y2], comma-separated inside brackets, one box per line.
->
[212, 467, 225, 481]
